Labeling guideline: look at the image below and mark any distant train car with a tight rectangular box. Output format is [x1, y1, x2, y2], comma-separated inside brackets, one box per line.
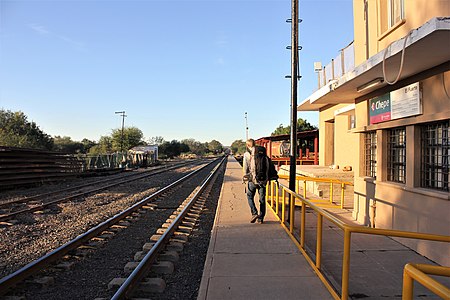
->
[255, 130, 319, 165]
[271, 141, 290, 157]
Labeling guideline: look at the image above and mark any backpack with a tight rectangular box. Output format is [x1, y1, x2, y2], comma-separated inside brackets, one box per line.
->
[254, 146, 278, 183]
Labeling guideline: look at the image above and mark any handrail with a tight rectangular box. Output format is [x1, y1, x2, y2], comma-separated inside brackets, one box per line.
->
[402, 264, 450, 299]
[278, 174, 353, 186]
[278, 174, 353, 209]
[266, 180, 450, 300]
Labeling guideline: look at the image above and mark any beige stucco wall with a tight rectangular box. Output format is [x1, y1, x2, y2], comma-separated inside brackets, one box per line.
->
[353, 0, 450, 65]
[334, 114, 359, 168]
[353, 178, 450, 265]
[353, 72, 450, 265]
[320, 1, 450, 266]
[377, 1, 450, 50]
[318, 106, 335, 167]
[354, 71, 450, 130]
[318, 104, 359, 168]
[352, 0, 366, 65]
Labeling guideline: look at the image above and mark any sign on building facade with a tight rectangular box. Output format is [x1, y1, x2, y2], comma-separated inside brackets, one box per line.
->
[369, 82, 422, 125]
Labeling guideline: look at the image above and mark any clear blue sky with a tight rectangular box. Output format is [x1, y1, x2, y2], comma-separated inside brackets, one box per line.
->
[0, 0, 353, 146]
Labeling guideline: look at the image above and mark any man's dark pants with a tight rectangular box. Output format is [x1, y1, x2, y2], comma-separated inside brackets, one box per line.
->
[246, 181, 266, 221]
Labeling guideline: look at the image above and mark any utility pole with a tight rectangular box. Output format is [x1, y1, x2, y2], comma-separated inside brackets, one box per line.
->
[289, 0, 300, 194]
[245, 112, 249, 141]
[115, 111, 126, 153]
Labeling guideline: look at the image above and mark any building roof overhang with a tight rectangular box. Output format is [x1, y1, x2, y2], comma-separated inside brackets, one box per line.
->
[298, 17, 450, 111]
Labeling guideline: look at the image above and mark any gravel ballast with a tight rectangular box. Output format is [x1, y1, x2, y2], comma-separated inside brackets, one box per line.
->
[0, 158, 226, 299]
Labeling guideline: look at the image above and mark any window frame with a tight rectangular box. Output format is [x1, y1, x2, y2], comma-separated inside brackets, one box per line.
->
[388, 0, 405, 28]
[364, 131, 377, 178]
[377, 0, 406, 40]
[421, 120, 450, 192]
[387, 127, 406, 184]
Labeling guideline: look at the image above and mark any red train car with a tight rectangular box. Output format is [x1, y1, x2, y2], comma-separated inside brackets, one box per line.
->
[255, 130, 318, 167]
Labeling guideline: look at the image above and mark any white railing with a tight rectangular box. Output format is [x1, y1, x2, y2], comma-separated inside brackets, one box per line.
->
[317, 41, 354, 90]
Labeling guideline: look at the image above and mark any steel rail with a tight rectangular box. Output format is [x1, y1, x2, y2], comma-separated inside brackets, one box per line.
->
[0, 160, 201, 222]
[0, 158, 219, 295]
[110, 156, 226, 300]
[0, 161, 189, 208]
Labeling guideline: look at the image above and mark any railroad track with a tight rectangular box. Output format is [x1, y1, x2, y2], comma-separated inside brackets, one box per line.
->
[0, 160, 199, 223]
[0, 156, 226, 299]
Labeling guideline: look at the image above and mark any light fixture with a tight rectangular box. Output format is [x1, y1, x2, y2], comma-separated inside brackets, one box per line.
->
[313, 61, 322, 72]
[357, 78, 384, 93]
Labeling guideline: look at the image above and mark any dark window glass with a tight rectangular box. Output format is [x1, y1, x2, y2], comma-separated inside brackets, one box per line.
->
[364, 132, 377, 178]
[422, 120, 450, 192]
[387, 127, 406, 183]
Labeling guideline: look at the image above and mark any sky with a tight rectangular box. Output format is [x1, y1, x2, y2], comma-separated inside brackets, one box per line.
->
[0, 0, 353, 146]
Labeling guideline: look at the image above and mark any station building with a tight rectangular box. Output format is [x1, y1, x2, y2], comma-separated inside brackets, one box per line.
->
[298, 1, 450, 265]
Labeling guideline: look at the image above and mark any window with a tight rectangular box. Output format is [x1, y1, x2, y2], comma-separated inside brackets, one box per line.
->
[379, 0, 405, 35]
[349, 114, 356, 130]
[387, 127, 406, 183]
[389, 0, 404, 28]
[422, 120, 450, 192]
[364, 132, 377, 178]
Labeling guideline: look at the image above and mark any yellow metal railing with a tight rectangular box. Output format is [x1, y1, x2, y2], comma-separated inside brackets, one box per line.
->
[278, 174, 353, 209]
[402, 263, 450, 300]
[266, 181, 450, 300]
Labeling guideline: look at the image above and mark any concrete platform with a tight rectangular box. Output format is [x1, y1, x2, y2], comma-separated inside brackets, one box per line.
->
[198, 157, 449, 300]
[198, 157, 333, 300]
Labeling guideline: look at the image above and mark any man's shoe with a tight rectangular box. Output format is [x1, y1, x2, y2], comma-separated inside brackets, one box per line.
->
[250, 214, 258, 223]
[257, 218, 264, 224]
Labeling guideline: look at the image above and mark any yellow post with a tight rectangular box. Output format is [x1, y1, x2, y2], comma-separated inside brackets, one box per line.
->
[276, 186, 281, 215]
[402, 265, 414, 300]
[301, 202, 306, 248]
[274, 184, 277, 211]
[329, 182, 333, 203]
[295, 179, 298, 194]
[266, 181, 273, 206]
[282, 189, 286, 224]
[316, 214, 323, 269]
[303, 180, 307, 198]
[290, 193, 295, 233]
[402, 264, 450, 299]
[342, 229, 351, 300]
[340, 183, 345, 209]
[269, 182, 273, 207]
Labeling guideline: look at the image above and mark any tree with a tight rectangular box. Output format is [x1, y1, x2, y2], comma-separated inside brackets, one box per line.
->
[81, 138, 97, 153]
[111, 126, 145, 152]
[181, 138, 207, 155]
[0, 109, 54, 150]
[180, 142, 190, 154]
[271, 118, 317, 136]
[230, 139, 246, 155]
[272, 124, 289, 135]
[53, 136, 84, 153]
[208, 140, 223, 154]
[159, 140, 186, 158]
[297, 118, 317, 131]
[89, 135, 112, 154]
[148, 136, 165, 145]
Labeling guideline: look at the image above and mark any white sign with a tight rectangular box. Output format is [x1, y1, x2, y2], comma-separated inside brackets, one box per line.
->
[391, 82, 422, 119]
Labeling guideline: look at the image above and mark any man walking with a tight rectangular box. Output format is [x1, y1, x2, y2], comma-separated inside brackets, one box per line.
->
[242, 138, 267, 224]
